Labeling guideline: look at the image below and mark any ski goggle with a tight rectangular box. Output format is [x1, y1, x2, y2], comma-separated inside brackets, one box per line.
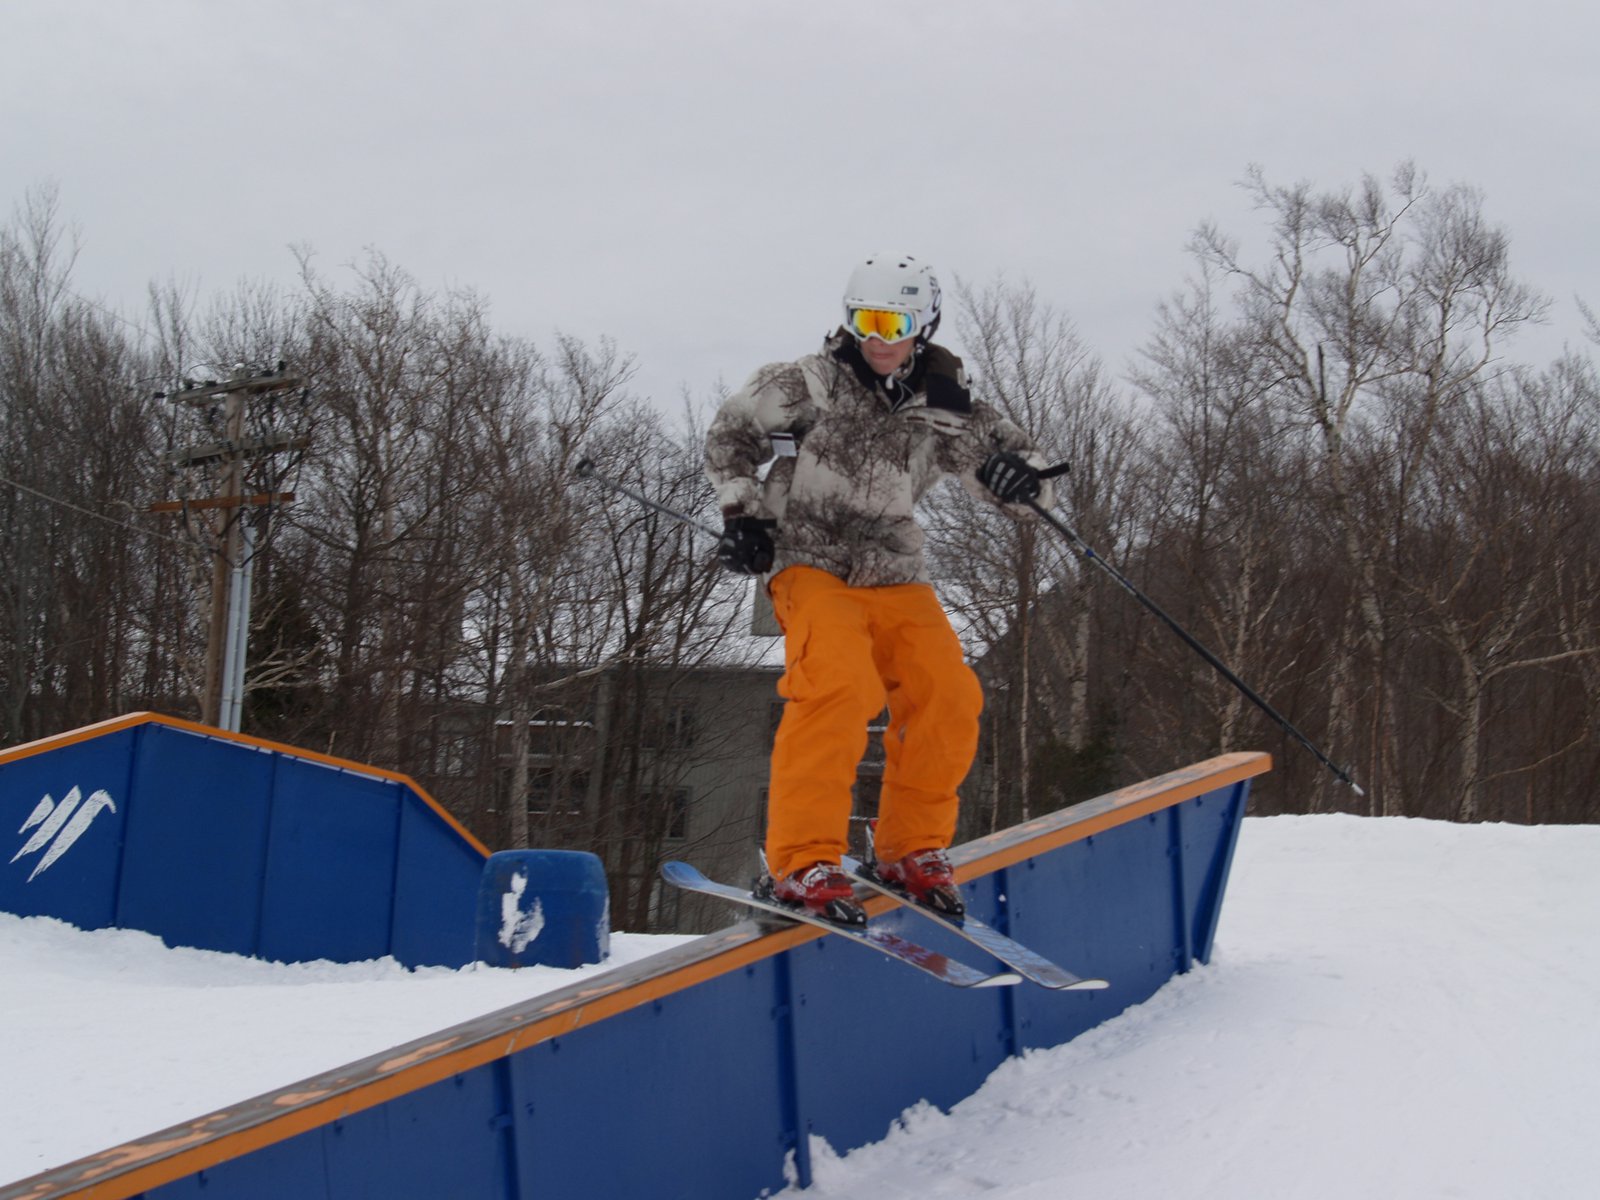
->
[847, 307, 919, 344]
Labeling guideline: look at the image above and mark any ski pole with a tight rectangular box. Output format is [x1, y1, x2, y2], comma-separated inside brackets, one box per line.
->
[1026, 499, 1363, 795]
[573, 458, 721, 539]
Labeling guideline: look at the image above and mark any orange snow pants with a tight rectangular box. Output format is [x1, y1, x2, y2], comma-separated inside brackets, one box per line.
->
[765, 565, 984, 880]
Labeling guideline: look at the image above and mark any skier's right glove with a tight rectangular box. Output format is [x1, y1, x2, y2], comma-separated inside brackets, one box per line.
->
[978, 452, 1042, 504]
[717, 517, 777, 575]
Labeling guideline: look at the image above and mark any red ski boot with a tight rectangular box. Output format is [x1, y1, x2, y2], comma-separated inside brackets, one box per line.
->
[756, 863, 867, 927]
[875, 848, 965, 917]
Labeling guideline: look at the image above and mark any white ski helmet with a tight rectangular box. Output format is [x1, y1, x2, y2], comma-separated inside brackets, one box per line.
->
[841, 254, 942, 343]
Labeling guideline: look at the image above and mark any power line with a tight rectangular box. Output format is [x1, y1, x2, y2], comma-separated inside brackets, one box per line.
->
[0, 475, 199, 552]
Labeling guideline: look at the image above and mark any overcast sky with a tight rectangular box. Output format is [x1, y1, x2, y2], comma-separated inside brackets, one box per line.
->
[4, 0, 1595, 410]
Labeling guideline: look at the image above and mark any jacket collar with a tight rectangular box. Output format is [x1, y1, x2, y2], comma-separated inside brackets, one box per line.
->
[828, 328, 926, 407]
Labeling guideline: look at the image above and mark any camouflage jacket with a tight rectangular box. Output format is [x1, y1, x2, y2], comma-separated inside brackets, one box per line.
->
[705, 330, 1053, 588]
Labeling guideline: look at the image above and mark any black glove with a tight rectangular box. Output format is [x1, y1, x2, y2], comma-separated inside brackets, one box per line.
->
[978, 452, 1042, 504]
[717, 517, 777, 575]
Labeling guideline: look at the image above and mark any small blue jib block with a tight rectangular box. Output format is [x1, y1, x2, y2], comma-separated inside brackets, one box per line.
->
[475, 850, 610, 969]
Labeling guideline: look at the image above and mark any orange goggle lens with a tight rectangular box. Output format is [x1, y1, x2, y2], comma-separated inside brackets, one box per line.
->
[848, 307, 917, 343]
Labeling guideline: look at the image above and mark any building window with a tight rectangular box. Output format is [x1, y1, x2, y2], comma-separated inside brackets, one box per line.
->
[642, 788, 690, 841]
[642, 701, 697, 751]
[496, 714, 596, 761]
[529, 769, 589, 817]
[432, 734, 475, 777]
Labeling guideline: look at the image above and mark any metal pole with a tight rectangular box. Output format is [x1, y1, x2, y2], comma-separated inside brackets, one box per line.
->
[573, 457, 785, 636]
[218, 553, 242, 731]
[165, 367, 305, 728]
[573, 459, 720, 539]
[203, 390, 246, 725]
[219, 520, 256, 733]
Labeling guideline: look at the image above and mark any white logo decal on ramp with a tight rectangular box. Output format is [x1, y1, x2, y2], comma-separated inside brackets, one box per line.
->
[11, 787, 116, 882]
[498, 870, 546, 953]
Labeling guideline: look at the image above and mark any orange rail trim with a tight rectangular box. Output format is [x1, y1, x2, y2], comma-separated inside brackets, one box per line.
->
[2, 751, 1268, 1200]
[0, 711, 491, 858]
[956, 751, 1270, 879]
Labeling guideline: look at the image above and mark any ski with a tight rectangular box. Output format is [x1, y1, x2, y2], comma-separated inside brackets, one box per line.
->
[660, 861, 1019, 989]
[842, 856, 1109, 991]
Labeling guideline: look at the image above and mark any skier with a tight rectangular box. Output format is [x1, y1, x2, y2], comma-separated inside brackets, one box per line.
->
[704, 253, 1055, 925]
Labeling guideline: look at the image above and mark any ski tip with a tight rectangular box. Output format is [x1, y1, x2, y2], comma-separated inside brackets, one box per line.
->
[660, 860, 701, 885]
[1065, 977, 1111, 991]
[977, 972, 1023, 988]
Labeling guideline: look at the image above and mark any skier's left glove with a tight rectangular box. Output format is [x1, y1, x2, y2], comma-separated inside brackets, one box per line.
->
[717, 517, 777, 575]
[978, 452, 1042, 504]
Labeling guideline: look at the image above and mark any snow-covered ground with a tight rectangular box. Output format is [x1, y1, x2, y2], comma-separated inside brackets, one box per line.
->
[0, 925, 696, 1181]
[4, 815, 1598, 1198]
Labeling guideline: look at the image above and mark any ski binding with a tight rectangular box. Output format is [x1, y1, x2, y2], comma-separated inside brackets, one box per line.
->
[660, 861, 1019, 989]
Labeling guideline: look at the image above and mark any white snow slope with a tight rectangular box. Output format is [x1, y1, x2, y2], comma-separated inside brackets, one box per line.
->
[3, 815, 1597, 1199]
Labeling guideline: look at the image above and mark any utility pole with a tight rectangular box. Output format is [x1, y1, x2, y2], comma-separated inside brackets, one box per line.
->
[156, 365, 307, 730]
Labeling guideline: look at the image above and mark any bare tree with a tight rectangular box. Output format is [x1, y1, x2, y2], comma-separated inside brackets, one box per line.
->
[477, 334, 628, 847]
[565, 410, 752, 928]
[1190, 163, 1548, 814]
[929, 276, 1140, 831]
[0, 188, 181, 741]
[1401, 365, 1600, 820]
[1129, 262, 1333, 805]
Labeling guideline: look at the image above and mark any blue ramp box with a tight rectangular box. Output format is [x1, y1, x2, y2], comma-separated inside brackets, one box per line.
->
[7, 752, 1267, 1200]
[0, 713, 489, 969]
